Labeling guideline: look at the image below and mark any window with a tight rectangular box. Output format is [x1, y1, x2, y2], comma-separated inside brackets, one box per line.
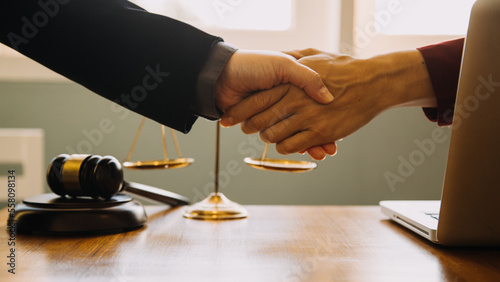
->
[351, 0, 474, 58]
[131, 0, 341, 52]
[132, 0, 292, 31]
[376, 0, 475, 35]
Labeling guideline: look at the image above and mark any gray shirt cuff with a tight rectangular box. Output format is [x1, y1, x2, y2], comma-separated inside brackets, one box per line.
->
[192, 41, 239, 120]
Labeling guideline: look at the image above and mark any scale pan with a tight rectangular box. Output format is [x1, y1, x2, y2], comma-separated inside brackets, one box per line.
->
[123, 158, 194, 170]
[244, 157, 317, 172]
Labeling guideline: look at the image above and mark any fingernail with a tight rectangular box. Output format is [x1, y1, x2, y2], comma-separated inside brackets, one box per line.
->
[320, 86, 334, 102]
[220, 117, 233, 127]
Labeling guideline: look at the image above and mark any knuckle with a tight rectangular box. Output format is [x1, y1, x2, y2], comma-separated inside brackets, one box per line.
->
[303, 70, 322, 86]
[259, 134, 270, 145]
[253, 93, 271, 110]
[310, 71, 321, 81]
[303, 48, 318, 54]
[259, 131, 271, 143]
[277, 142, 294, 155]
[260, 129, 278, 143]
[244, 115, 268, 133]
[241, 122, 257, 134]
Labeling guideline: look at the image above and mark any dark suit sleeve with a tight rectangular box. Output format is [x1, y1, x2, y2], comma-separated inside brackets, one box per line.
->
[417, 38, 465, 126]
[0, 0, 222, 133]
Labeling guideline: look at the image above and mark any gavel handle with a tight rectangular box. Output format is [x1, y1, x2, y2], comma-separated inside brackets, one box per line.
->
[123, 181, 190, 207]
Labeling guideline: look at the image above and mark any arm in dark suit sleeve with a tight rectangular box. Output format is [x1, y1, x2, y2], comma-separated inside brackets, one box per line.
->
[0, 0, 222, 133]
[417, 38, 465, 126]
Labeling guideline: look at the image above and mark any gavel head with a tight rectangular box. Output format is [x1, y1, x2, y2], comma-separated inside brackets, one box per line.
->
[46, 154, 124, 199]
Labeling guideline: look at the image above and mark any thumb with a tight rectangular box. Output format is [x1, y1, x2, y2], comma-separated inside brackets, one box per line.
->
[282, 50, 306, 60]
[284, 60, 334, 104]
[282, 48, 325, 59]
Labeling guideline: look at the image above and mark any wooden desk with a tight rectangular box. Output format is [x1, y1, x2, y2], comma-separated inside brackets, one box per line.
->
[1, 205, 499, 281]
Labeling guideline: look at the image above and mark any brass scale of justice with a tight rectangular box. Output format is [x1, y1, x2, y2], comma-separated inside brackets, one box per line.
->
[124, 117, 317, 220]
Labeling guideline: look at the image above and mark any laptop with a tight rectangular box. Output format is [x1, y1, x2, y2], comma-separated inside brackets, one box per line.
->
[380, 0, 500, 246]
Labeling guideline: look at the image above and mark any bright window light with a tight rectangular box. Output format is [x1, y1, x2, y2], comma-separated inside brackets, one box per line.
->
[131, 0, 292, 30]
[376, 0, 476, 35]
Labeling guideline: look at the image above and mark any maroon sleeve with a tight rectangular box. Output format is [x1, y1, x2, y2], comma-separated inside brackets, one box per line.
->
[417, 38, 465, 126]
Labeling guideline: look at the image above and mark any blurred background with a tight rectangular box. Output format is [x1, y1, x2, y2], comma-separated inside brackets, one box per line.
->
[0, 0, 474, 206]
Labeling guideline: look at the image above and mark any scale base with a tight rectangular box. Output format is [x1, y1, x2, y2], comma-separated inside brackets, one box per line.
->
[183, 192, 248, 220]
[11, 193, 147, 235]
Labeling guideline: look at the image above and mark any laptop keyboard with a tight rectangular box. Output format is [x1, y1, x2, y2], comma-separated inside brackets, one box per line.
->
[425, 212, 439, 220]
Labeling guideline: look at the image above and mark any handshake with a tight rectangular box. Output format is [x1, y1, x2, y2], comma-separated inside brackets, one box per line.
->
[214, 48, 437, 160]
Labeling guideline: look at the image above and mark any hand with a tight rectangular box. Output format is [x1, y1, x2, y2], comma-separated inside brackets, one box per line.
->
[222, 83, 376, 160]
[214, 50, 334, 112]
[221, 49, 437, 159]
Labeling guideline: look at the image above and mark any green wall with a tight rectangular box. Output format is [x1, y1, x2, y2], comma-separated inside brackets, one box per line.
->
[0, 81, 451, 205]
